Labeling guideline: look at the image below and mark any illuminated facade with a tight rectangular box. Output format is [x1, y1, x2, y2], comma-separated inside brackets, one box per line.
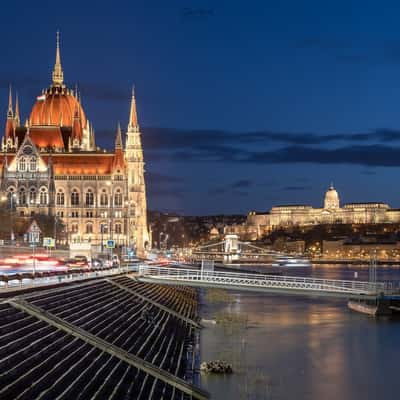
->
[227, 184, 400, 240]
[0, 35, 150, 254]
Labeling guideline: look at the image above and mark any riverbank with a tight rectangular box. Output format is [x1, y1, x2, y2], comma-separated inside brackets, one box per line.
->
[199, 264, 400, 400]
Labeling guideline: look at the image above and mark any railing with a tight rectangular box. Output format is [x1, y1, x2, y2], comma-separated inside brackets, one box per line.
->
[0, 265, 134, 291]
[138, 266, 385, 296]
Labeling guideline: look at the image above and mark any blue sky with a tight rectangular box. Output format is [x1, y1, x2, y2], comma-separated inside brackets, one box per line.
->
[2, 0, 400, 214]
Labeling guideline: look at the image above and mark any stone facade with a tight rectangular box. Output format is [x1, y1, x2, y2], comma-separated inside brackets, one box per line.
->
[0, 36, 149, 255]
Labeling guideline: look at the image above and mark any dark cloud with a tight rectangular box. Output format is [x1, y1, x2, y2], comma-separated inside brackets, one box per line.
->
[146, 172, 184, 184]
[246, 145, 400, 167]
[283, 186, 312, 191]
[231, 179, 253, 189]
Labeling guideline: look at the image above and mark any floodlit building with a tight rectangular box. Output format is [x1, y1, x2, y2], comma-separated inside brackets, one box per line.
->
[0, 34, 150, 254]
[226, 184, 400, 240]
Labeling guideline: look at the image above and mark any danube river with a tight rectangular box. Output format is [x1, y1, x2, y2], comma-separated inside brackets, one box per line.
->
[200, 264, 400, 400]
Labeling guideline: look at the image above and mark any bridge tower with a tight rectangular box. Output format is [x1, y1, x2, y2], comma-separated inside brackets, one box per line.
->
[224, 234, 240, 263]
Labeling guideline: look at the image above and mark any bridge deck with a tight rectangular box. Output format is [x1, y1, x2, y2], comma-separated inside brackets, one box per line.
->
[137, 266, 386, 299]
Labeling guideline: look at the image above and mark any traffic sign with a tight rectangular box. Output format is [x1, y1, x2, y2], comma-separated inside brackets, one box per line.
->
[106, 240, 115, 249]
[43, 237, 55, 247]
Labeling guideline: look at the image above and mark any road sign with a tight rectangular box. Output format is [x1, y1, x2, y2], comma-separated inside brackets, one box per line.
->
[43, 237, 55, 248]
[106, 240, 115, 249]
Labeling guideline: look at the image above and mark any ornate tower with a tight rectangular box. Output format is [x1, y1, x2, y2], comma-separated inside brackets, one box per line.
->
[52, 31, 64, 87]
[125, 87, 149, 255]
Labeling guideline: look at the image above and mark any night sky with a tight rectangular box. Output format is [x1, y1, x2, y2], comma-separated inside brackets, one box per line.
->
[2, 0, 400, 215]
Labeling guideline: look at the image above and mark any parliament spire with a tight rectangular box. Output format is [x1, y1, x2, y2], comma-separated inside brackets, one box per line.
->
[52, 31, 64, 86]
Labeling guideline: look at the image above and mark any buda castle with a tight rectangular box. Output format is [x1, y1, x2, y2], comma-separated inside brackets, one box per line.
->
[227, 185, 400, 240]
[0, 34, 150, 254]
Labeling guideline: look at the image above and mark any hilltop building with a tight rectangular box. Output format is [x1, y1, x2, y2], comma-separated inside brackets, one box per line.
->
[226, 184, 400, 240]
[0, 34, 149, 254]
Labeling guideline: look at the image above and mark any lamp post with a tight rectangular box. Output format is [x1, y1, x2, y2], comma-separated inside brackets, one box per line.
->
[10, 193, 17, 242]
[107, 181, 113, 262]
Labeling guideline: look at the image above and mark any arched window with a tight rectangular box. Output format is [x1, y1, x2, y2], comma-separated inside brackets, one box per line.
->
[86, 223, 93, 234]
[7, 188, 16, 208]
[85, 189, 94, 206]
[19, 188, 26, 205]
[29, 157, 37, 172]
[71, 223, 79, 233]
[100, 222, 108, 234]
[115, 223, 122, 234]
[114, 189, 122, 206]
[71, 189, 80, 206]
[19, 157, 26, 172]
[39, 188, 48, 205]
[100, 189, 108, 206]
[56, 190, 65, 205]
[29, 188, 36, 205]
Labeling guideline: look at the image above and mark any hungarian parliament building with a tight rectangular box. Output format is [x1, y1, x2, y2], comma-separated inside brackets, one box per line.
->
[227, 185, 400, 240]
[0, 35, 149, 253]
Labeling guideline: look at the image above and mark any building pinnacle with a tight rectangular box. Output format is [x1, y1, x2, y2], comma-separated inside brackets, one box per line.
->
[52, 31, 64, 86]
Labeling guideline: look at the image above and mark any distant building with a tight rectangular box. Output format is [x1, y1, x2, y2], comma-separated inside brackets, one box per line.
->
[226, 184, 400, 240]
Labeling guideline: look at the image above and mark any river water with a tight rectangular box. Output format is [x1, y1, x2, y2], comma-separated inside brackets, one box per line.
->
[200, 264, 400, 400]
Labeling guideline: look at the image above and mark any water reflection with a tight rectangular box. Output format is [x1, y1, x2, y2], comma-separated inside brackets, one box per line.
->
[200, 265, 400, 400]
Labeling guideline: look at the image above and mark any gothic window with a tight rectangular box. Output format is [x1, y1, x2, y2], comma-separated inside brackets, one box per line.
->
[7, 188, 16, 208]
[100, 222, 108, 234]
[114, 189, 122, 206]
[19, 157, 26, 172]
[100, 189, 108, 206]
[85, 189, 94, 206]
[56, 190, 65, 205]
[86, 223, 93, 234]
[29, 157, 37, 172]
[39, 188, 48, 205]
[115, 223, 122, 234]
[71, 223, 78, 233]
[19, 188, 26, 205]
[71, 189, 80, 206]
[29, 188, 36, 205]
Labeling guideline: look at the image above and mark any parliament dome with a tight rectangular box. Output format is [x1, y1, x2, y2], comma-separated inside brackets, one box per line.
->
[29, 87, 87, 129]
[29, 87, 86, 127]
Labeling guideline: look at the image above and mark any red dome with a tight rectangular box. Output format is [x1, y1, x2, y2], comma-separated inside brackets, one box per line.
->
[29, 87, 87, 128]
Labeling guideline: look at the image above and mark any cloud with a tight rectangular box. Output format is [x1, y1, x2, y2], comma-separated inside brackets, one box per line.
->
[231, 179, 253, 189]
[245, 144, 400, 167]
[282, 185, 312, 191]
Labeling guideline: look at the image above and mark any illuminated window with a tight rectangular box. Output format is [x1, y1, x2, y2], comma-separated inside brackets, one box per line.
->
[115, 223, 122, 234]
[29, 157, 37, 171]
[114, 189, 122, 206]
[86, 223, 93, 234]
[100, 222, 108, 234]
[19, 188, 26, 205]
[85, 189, 94, 206]
[39, 188, 48, 205]
[71, 223, 78, 233]
[29, 188, 36, 204]
[100, 189, 108, 206]
[56, 190, 65, 205]
[71, 189, 80, 206]
[19, 157, 26, 171]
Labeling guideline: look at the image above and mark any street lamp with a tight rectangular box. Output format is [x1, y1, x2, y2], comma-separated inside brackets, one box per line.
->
[10, 193, 17, 242]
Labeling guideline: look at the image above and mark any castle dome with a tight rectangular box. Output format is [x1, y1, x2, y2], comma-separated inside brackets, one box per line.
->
[324, 184, 340, 209]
